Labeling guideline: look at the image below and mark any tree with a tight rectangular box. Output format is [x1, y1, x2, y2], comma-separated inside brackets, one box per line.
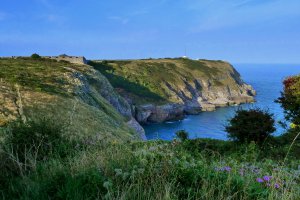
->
[176, 130, 189, 141]
[276, 76, 300, 126]
[276, 76, 300, 149]
[31, 53, 41, 59]
[226, 108, 276, 145]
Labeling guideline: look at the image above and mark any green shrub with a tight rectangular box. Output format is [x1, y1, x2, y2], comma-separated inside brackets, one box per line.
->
[5, 117, 69, 163]
[31, 53, 41, 59]
[276, 76, 300, 125]
[176, 130, 189, 141]
[226, 108, 276, 145]
[38, 167, 107, 199]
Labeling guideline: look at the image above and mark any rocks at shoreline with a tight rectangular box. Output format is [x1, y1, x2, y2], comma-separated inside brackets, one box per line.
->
[132, 77, 256, 124]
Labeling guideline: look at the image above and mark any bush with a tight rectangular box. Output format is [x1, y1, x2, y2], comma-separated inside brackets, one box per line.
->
[5, 117, 69, 162]
[276, 76, 300, 125]
[176, 130, 189, 141]
[226, 108, 276, 145]
[31, 53, 41, 59]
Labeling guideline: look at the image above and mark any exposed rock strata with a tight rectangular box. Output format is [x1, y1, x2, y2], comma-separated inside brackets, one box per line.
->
[65, 66, 146, 139]
[131, 63, 256, 123]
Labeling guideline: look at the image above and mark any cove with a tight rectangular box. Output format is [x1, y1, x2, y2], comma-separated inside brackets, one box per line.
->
[144, 64, 300, 140]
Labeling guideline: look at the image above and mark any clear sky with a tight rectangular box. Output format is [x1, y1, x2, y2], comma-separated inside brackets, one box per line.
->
[0, 0, 300, 63]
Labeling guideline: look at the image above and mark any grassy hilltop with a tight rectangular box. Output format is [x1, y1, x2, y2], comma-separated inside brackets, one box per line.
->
[89, 58, 249, 105]
[0, 57, 138, 141]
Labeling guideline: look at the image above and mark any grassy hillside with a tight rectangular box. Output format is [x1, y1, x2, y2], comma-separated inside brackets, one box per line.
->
[0, 58, 299, 199]
[0, 57, 138, 142]
[1, 136, 299, 199]
[89, 58, 244, 105]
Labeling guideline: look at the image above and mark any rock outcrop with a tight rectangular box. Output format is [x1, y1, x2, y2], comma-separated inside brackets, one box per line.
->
[0, 58, 145, 141]
[89, 59, 256, 124]
[0, 57, 255, 141]
[65, 66, 146, 138]
[133, 79, 255, 123]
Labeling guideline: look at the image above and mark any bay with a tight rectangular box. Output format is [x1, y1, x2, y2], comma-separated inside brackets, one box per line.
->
[144, 64, 300, 140]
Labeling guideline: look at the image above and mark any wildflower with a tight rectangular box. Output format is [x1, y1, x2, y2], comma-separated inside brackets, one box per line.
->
[224, 166, 231, 172]
[274, 183, 280, 189]
[290, 123, 299, 129]
[263, 175, 272, 182]
[256, 178, 264, 183]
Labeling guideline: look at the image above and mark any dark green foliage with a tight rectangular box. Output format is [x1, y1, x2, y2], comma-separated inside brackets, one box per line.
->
[0, 117, 74, 195]
[1, 138, 299, 199]
[36, 167, 107, 199]
[275, 76, 300, 158]
[276, 127, 300, 159]
[226, 108, 276, 145]
[276, 76, 300, 125]
[31, 53, 41, 59]
[5, 117, 69, 162]
[176, 130, 189, 141]
[88, 60, 166, 103]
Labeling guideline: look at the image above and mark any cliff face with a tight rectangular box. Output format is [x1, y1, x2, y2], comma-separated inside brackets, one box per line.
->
[0, 58, 145, 141]
[89, 59, 256, 123]
[0, 57, 255, 141]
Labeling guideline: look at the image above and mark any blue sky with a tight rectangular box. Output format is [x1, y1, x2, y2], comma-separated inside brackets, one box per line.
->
[0, 0, 300, 63]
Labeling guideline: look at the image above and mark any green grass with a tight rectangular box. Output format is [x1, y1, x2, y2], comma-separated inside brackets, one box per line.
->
[0, 115, 299, 200]
[89, 61, 167, 104]
[0, 58, 73, 95]
[88, 59, 236, 105]
[1, 136, 299, 200]
[0, 58, 138, 142]
[0, 58, 298, 199]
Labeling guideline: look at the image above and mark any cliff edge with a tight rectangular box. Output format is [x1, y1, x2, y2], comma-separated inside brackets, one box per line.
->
[89, 58, 256, 123]
[0, 57, 145, 141]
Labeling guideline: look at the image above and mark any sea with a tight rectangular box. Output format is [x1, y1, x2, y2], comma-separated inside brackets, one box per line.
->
[144, 64, 300, 140]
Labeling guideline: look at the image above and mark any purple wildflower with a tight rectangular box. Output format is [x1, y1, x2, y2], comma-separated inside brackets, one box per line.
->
[263, 176, 272, 182]
[224, 166, 231, 172]
[256, 178, 264, 183]
[274, 183, 280, 189]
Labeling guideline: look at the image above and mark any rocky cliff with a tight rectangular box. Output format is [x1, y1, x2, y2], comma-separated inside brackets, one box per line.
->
[0, 57, 145, 141]
[89, 58, 256, 123]
[0, 57, 255, 141]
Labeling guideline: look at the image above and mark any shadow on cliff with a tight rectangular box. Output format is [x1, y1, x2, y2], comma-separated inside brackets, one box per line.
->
[88, 61, 166, 103]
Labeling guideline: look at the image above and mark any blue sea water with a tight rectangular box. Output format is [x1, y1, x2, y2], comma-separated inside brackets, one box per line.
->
[144, 64, 300, 140]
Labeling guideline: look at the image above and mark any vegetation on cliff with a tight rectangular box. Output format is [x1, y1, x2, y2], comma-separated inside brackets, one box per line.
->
[1, 121, 300, 199]
[88, 58, 254, 105]
[0, 58, 299, 199]
[0, 57, 139, 141]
